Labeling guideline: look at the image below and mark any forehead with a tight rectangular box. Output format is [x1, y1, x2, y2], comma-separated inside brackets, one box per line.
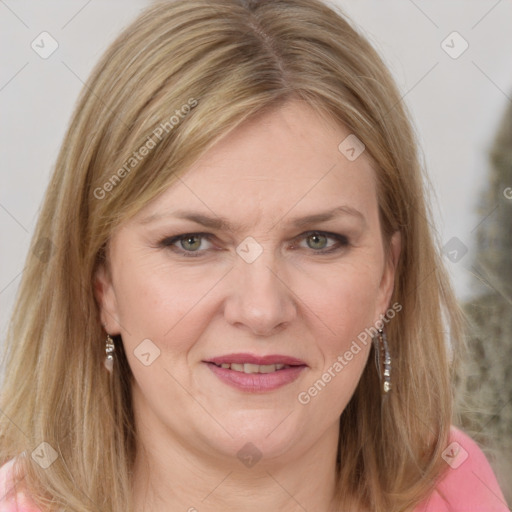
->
[134, 100, 379, 228]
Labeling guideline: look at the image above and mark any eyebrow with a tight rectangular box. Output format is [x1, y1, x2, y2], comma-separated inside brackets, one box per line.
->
[139, 205, 366, 231]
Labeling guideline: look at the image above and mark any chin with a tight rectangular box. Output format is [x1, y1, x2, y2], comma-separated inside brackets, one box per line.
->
[195, 412, 304, 465]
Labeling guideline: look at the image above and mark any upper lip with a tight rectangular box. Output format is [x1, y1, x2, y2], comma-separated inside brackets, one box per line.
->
[205, 353, 307, 366]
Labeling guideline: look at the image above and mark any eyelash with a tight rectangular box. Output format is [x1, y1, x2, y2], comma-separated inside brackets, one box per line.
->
[158, 231, 350, 258]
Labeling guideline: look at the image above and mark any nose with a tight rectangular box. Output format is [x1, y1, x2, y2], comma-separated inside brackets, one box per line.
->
[223, 245, 297, 336]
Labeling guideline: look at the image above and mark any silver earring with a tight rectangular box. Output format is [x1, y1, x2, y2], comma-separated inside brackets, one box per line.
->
[373, 328, 391, 394]
[104, 334, 115, 373]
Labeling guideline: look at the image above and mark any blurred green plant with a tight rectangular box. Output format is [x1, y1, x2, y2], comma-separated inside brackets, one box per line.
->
[454, 98, 512, 504]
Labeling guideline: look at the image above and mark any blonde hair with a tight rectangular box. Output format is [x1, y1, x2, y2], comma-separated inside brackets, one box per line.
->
[0, 0, 464, 510]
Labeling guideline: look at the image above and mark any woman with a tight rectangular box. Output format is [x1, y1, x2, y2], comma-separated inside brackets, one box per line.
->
[0, 0, 508, 511]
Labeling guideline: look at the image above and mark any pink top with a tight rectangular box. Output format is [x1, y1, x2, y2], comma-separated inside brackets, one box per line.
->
[0, 427, 509, 511]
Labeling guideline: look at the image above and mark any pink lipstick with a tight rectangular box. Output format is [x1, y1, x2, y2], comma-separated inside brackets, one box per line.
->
[204, 353, 307, 392]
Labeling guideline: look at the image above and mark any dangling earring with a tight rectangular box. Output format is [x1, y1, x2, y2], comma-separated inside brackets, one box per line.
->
[373, 328, 391, 394]
[104, 334, 115, 373]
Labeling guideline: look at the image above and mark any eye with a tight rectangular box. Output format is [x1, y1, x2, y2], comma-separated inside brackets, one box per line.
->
[158, 230, 349, 258]
[158, 233, 214, 257]
[295, 231, 349, 254]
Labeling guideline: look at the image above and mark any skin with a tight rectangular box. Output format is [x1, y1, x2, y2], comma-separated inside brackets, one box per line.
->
[94, 99, 401, 512]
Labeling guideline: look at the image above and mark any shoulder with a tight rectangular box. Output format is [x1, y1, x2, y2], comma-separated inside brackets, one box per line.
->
[414, 426, 510, 512]
[0, 455, 42, 512]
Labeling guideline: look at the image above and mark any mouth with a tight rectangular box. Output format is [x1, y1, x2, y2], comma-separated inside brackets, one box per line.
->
[203, 353, 308, 392]
[208, 362, 297, 374]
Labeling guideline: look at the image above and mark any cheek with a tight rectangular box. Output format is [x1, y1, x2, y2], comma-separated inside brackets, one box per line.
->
[297, 260, 383, 354]
[294, 265, 379, 413]
[112, 259, 207, 350]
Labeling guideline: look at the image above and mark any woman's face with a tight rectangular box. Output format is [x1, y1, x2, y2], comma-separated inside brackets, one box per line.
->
[95, 99, 400, 467]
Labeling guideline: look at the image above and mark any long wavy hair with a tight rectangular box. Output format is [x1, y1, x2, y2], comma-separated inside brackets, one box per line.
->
[0, 0, 464, 510]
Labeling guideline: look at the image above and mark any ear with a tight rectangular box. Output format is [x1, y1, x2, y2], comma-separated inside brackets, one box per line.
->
[93, 262, 122, 336]
[375, 230, 401, 319]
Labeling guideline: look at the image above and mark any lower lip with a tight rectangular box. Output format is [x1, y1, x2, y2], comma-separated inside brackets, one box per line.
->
[205, 362, 307, 392]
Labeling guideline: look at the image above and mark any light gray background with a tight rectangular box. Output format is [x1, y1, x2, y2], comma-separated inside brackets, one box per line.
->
[1, 0, 512, 344]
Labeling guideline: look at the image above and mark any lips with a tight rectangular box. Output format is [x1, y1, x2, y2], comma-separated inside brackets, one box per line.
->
[203, 353, 308, 392]
[205, 353, 307, 366]
[211, 362, 292, 374]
